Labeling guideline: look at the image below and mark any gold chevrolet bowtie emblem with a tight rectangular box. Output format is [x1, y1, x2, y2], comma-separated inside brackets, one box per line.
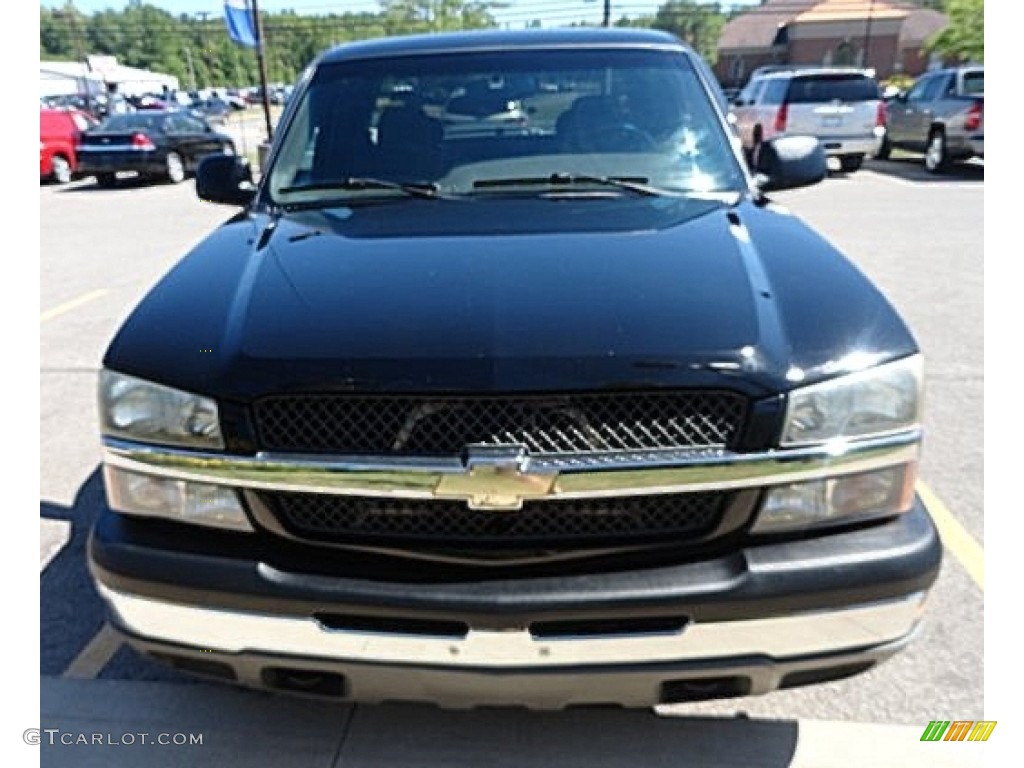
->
[434, 445, 557, 510]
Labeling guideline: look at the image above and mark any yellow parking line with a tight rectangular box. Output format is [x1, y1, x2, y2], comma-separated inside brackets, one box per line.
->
[63, 623, 123, 679]
[40, 289, 108, 324]
[917, 481, 984, 590]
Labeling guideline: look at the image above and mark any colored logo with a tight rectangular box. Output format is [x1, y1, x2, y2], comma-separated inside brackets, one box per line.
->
[920, 721, 996, 742]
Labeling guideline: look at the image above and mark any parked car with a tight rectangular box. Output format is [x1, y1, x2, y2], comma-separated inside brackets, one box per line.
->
[77, 111, 235, 187]
[877, 66, 984, 173]
[40, 107, 97, 184]
[127, 95, 172, 111]
[732, 67, 885, 173]
[89, 28, 938, 708]
[224, 93, 248, 111]
[189, 97, 232, 124]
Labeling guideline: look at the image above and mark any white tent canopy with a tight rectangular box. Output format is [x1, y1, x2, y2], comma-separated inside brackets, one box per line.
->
[40, 57, 179, 98]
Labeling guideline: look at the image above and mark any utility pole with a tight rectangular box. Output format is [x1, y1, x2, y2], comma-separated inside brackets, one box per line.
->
[183, 46, 197, 92]
[251, 0, 274, 142]
[196, 11, 213, 90]
[862, 0, 876, 69]
[603, 0, 611, 27]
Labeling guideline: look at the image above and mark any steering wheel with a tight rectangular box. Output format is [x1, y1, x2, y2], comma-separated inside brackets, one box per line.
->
[581, 123, 659, 152]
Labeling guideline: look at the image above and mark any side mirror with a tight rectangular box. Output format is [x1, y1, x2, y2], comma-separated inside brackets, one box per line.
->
[196, 154, 256, 207]
[755, 135, 827, 192]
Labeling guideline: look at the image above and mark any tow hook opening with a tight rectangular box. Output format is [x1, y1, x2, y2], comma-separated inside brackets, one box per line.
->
[261, 666, 347, 698]
[660, 676, 751, 703]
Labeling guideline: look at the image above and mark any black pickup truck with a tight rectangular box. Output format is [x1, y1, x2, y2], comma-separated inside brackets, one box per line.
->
[88, 29, 940, 708]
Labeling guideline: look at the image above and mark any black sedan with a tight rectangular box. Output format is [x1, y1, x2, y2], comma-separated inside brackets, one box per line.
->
[77, 111, 236, 187]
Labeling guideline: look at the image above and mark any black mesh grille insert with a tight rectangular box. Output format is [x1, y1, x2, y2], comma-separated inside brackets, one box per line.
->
[252, 392, 747, 456]
[261, 491, 728, 544]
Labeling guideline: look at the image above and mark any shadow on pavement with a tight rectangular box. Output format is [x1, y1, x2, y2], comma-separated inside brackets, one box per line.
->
[864, 156, 984, 183]
[56, 175, 183, 194]
[335, 703, 800, 767]
[40, 469, 108, 676]
[41, 678, 801, 768]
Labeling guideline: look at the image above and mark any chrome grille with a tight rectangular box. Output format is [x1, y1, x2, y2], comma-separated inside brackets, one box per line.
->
[262, 491, 728, 543]
[252, 392, 746, 456]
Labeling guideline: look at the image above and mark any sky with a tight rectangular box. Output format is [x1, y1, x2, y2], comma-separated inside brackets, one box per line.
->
[40, 1, 762, 28]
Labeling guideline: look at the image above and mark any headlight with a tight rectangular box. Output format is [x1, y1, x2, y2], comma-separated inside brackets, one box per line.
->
[104, 465, 252, 532]
[782, 355, 922, 446]
[99, 370, 224, 449]
[753, 463, 917, 533]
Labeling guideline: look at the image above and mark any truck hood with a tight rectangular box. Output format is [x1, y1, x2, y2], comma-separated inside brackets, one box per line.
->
[104, 196, 917, 401]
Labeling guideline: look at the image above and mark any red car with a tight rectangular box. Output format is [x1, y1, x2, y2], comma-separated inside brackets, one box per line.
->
[40, 108, 97, 184]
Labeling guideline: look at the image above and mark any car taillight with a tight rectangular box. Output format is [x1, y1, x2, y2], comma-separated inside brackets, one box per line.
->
[876, 101, 887, 128]
[964, 102, 982, 132]
[131, 132, 155, 150]
[773, 103, 788, 133]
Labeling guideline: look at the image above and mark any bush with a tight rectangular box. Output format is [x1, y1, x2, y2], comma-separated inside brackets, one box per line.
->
[881, 74, 914, 93]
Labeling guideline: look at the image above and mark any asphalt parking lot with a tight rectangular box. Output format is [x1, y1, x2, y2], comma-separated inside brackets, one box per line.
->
[38, 157, 985, 766]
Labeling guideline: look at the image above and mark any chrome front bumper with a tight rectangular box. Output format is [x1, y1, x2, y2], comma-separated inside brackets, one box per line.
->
[100, 584, 925, 669]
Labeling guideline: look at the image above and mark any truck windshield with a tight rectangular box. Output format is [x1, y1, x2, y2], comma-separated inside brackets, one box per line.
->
[267, 48, 746, 204]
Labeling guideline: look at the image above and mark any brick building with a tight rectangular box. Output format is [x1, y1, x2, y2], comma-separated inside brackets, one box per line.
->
[715, 0, 948, 87]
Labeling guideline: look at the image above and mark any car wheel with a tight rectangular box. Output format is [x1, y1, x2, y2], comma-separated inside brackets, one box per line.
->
[51, 155, 73, 185]
[875, 136, 891, 160]
[925, 129, 949, 174]
[95, 173, 117, 188]
[165, 151, 186, 184]
[839, 154, 864, 173]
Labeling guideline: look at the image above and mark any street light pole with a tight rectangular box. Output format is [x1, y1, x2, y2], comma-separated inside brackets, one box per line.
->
[603, 0, 611, 27]
[862, 0, 876, 69]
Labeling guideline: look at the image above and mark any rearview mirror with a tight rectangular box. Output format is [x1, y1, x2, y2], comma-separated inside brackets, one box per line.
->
[755, 136, 827, 192]
[196, 154, 256, 207]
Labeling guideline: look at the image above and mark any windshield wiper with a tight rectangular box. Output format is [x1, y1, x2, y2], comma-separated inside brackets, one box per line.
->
[279, 177, 446, 205]
[471, 174, 743, 203]
[472, 173, 670, 197]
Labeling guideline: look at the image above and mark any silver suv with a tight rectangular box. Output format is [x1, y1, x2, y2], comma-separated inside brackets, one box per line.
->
[878, 66, 983, 173]
[732, 67, 885, 173]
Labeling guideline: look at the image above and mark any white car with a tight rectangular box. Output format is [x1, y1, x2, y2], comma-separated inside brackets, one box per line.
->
[732, 67, 885, 173]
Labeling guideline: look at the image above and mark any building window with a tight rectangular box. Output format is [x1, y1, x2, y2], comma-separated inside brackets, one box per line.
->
[730, 56, 746, 83]
[834, 40, 857, 66]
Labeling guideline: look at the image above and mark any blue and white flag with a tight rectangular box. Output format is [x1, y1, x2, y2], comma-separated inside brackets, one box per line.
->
[224, 0, 258, 48]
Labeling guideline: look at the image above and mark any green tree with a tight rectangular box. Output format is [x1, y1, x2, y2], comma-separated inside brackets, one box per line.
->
[40, 1, 505, 88]
[650, 1, 726, 63]
[926, 0, 983, 62]
[614, 14, 655, 28]
[41, 3, 87, 61]
[379, 1, 500, 34]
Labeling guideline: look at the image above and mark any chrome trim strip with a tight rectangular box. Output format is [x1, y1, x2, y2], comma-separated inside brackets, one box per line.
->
[77, 145, 153, 152]
[97, 584, 925, 667]
[103, 431, 921, 501]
